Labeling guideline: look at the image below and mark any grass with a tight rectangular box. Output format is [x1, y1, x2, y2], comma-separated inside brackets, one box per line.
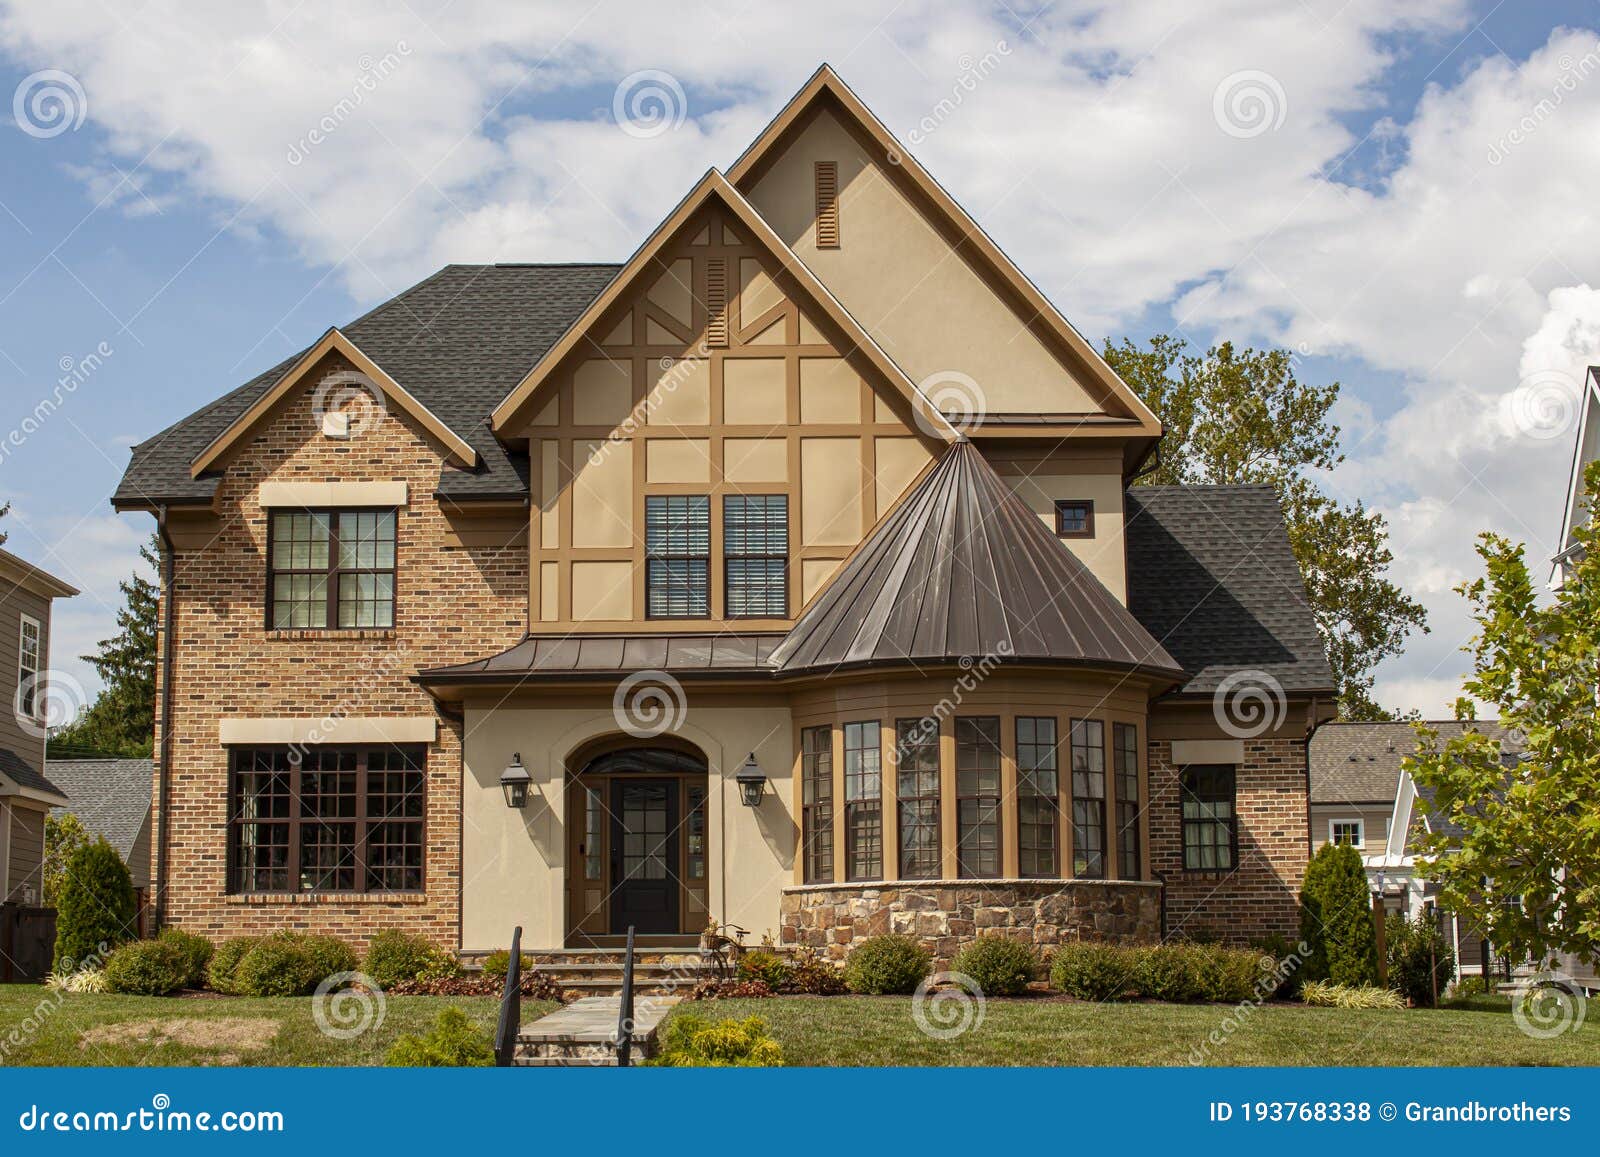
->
[690, 993, 1600, 1067]
[0, 984, 558, 1067]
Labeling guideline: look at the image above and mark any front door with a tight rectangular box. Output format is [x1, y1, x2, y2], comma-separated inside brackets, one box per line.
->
[609, 778, 679, 935]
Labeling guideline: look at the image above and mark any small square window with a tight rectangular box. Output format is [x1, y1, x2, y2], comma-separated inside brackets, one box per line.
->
[1055, 500, 1094, 538]
[1331, 820, 1364, 847]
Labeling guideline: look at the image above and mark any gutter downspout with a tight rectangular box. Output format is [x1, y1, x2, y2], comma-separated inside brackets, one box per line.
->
[153, 506, 176, 933]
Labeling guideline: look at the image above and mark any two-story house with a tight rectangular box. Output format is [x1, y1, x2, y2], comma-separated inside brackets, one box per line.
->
[112, 67, 1334, 962]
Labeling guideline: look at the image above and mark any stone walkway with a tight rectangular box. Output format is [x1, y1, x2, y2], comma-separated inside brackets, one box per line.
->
[513, 995, 678, 1066]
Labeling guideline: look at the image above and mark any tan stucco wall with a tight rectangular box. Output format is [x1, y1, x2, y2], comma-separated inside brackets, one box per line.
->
[460, 699, 796, 950]
[1005, 471, 1128, 602]
[746, 105, 1106, 416]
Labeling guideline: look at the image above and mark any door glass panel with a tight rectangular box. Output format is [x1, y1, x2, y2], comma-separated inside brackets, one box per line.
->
[620, 784, 669, 880]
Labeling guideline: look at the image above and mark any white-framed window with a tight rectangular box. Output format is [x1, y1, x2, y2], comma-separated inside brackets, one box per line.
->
[17, 614, 41, 719]
[1330, 818, 1364, 847]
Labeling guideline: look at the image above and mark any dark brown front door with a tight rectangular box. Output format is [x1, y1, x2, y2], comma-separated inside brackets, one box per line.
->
[609, 778, 679, 935]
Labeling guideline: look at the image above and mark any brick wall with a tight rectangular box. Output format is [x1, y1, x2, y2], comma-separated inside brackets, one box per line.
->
[1148, 736, 1309, 945]
[153, 353, 526, 951]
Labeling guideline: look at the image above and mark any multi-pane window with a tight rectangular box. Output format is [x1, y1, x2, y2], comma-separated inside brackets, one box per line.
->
[17, 614, 40, 719]
[268, 509, 396, 629]
[686, 786, 708, 880]
[801, 726, 833, 883]
[894, 719, 941, 879]
[1016, 717, 1059, 877]
[843, 721, 882, 881]
[229, 745, 424, 894]
[645, 496, 710, 618]
[583, 787, 604, 882]
[1330, 820, 1363, 848]
[1181, 764, 1237, 871]
[724, 495, 788, 617]
[1070, 719, 1106, 878]
[1054, 500, 1094, 538]
[955, 716, 1002, 878]
[1114, 722, 1141, 879]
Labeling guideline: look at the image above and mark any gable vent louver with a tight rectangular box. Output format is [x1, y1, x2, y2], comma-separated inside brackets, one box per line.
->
[705, 256, 729, 348]
[814, 161, 839, 249]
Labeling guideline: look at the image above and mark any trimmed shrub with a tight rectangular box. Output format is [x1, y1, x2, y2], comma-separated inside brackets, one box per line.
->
[104, 939, 192, 995]
[365, 930, 459, 989]
[231, 932, 358, 997]
[1050, 942, 1136, 1001]
[52, 838, 136, 972]
[1299, 843, 1379, 987]
[1386, 916, 1456, 1008]
[385, 1007, 494, 1067]
[649, 1013, 783, 1067]
[157, 928, 214, 988]
[480, 949, 531, 979]
[843, 935, 932, 995]
[951, 936, 1037, 997]
[1252, 933, 1307, 999]
[736, 949, 792, 990]
[206, 937, 260, 995]
[1302, 980, 1405, 1009]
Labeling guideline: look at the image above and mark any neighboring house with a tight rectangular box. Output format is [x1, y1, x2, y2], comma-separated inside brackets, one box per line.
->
[0, 546, 76, 908]
[1552, 364, 1600, 587]
[110, 66, 1335, 962]
[47, 758, 153, 910]
[1308, 723, 1402, 861]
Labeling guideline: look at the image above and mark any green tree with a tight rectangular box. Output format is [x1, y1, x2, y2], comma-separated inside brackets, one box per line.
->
[52, 837, 137, 971]
[42, 811, 92, 906]
[1405, 462, 1600, 966]
[49, 535, 159, 758]
[1299, 842, 1379, 986]
[1105, 336, 1427, 719]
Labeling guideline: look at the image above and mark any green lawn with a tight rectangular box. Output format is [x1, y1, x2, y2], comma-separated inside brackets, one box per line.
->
[693, 993, 1600, 1067]
[0, 985, 557, 1067]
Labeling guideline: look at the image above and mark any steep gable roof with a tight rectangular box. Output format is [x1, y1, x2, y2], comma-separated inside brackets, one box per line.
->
[0, 748, 68, 805]
[769, 440, 1182, 676]
[1124, 485, 1333, 695]
[728, 65, 1161, 440]
[489, 169, 959, 440]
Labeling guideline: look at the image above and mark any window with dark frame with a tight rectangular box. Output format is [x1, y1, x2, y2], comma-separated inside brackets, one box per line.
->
[645, 495, 710, 618]
[17, 614, 40, 719]
[1180, 763, 1237, 871]
[1114, 722, 1141, 879]
[955, 716, 1002, 878]
[1015, 717, 1059, 877]
[228, 745, 425, 894]
[801, 726, 834, 883]
[843, 720, 882, 881]
[723, 495, 788, 617]
[1070, 718, 1106, 878]
[268, 509, 396, 629]
[894, 718, 941, 879]
[1054, 500, 1094, 538]
[1330, 819, 1363, 847]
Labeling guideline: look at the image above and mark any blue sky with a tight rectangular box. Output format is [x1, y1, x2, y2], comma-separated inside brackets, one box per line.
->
[0, 0, 1596, 716]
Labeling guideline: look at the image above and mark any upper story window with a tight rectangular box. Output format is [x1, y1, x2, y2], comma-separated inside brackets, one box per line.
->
[1180, 764, 1237, 871]
[724, 495, 788, 617]
[228, 745, 424, 894]
[1070, 718, 1106, 878]
[268, 509, 395, 629]
[1114, 722, 1141, 879]
[1016, 716, 1059, 878]
[1054, 500, 1094, 538]
[17, 614, 41, 719]
[1330, 819, 1364, 847]
[645, 496, 710, 618]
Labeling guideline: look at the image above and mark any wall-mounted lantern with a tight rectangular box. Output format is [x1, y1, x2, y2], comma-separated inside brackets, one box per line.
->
[736, 752, 768, 808]
[500, 752, 533, 809]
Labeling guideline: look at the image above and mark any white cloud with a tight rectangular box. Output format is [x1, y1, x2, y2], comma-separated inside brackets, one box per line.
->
[6, 1, 1599, 715]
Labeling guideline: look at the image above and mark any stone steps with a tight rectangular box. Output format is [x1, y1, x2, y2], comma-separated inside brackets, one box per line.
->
[483, 947, 726, 997]
[512, 996, 675, 1067]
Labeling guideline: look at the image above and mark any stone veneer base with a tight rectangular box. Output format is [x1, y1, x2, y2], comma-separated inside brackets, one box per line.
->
[780, 879, 1162, 967]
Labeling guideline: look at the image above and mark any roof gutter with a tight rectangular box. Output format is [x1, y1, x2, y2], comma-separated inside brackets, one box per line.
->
[152, 505, 176, 933]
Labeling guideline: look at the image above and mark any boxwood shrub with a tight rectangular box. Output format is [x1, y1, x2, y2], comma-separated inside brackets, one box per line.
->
[230, 932, 358, 997]
[206, 937, 260, 994]
[1050, 942, 1137, 1001]
[364, 930, 459, 989]
[104, 938, 192, 995]
[157, 928, 215, 988]
[844, 935, 932, 995]
[951, 936, 1037, 996]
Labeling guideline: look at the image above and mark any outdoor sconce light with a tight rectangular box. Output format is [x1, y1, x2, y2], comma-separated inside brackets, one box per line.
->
[736, 752, 768, 808]
[500, 752, 533, 809]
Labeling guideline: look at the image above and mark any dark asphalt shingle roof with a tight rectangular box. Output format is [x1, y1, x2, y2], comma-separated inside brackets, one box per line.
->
[113, 263, 620, 508]
[1309, 721, 1509, 808]
[1124, 484, 1334, 695]
[46, 759, 153, 861]
[770, 442, 1184, 676]
[0, 748, 66, 799]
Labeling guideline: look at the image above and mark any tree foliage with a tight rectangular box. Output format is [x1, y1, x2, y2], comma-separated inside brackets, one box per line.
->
[1105, 335, 1427, 719]
[42, 811, 92, 906]
[52, 837, 137, 971]
[50, 535, 159, 758]
[1299, 842, 1379, 986]
[1405, 462, 1600, 966]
